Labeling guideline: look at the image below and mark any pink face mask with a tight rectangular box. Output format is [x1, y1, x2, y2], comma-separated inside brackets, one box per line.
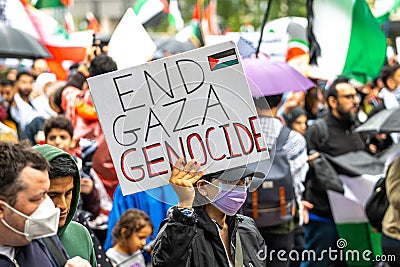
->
[203, 180, 248, 216]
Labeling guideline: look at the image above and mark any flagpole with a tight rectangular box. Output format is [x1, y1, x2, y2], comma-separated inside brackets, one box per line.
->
[306, 0, 320, 65]
[198, 0, 205, 46]
[255, 0, 273, 58]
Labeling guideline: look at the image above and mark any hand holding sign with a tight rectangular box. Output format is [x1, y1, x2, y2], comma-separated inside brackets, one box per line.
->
[170, 158, 203, 208]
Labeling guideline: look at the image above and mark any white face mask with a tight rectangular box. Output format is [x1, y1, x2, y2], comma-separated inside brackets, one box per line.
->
[1, 197, 60, 241]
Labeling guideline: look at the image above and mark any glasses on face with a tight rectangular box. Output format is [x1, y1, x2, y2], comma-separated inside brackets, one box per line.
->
[221, 176, 252, 188]
[337, 93, 360, 101]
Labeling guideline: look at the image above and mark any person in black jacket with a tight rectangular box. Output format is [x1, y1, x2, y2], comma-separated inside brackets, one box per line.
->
[302, 77, 367, 267]
[152, 158, 267, 267]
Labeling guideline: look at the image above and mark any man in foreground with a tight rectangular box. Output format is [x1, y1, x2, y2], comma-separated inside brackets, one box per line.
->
[0, 141, 90, 267]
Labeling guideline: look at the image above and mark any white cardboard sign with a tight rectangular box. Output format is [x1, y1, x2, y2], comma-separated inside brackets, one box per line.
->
[88, 41, 269, 195]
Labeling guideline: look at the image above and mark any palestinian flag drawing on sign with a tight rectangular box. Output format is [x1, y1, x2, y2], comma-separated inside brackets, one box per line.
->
[208, 48, 238, 71]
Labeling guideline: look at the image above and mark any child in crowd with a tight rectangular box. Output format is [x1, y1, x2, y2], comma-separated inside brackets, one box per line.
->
[286, 106, 308, 136]
[106, 209, 153, 267]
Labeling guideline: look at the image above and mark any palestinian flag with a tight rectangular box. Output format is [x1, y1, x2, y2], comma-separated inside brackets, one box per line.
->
[307, 0, 387, 84]
[22, 2, 92, 61]
[325, 151, 387, 266]
[133, 0, 169, 28]
[189, 20, 204, 47]
[328, 183, 382, 267]
[176, 20, 204, 48]
[208, 48, 238, 71]
[19, 0, 92, 79]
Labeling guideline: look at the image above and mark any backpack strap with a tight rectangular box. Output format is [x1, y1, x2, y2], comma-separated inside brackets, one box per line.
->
[314, 119, 329, 146]
[276, 126, 291, 151]
[276, 127, 291, 218]
[42, 236, 68, 267]
[252, 190, 259, 219]
[251, 126, 291, 220]
[234, 231, 243, 266]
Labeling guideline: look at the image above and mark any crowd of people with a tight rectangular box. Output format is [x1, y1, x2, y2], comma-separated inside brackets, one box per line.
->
[0, 39, 399, 267]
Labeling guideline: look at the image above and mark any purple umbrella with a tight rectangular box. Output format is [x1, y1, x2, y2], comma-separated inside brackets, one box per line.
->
[242, 58, 315, 97]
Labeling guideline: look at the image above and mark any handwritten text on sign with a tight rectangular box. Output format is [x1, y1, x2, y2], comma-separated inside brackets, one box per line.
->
[88, 42, 269, 195]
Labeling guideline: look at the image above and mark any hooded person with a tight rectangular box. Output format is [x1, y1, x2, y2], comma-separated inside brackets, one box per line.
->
[33, 144, 97, 266]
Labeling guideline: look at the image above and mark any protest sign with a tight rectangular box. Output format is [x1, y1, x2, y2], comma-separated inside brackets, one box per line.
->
[88, 41, 269, 195]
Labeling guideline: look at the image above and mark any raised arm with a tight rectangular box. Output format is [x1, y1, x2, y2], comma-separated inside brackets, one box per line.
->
[152, 158, 203, 267]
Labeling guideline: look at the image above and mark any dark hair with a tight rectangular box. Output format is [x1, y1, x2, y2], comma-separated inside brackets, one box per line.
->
[111, 208, 153, 246]
[48, 156, 79, 181]
[52, 85, 67, 113]
[89, 54, 117, 77]
[0, 141, 49, 205]
[326, 77, 350, 109]
[369, 77, 380, 89]
[43, 116, 74, 139]
[287, 107, 307, 128]
[380, 64, 400, 88]
[0, 78, 14, 87]
[16, 71, 33, 81]
[253, 94, 283, 110]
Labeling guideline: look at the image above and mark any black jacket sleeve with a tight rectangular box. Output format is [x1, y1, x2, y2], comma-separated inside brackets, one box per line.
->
[305, 123, 320, 153]
[152, 207, 197, 267]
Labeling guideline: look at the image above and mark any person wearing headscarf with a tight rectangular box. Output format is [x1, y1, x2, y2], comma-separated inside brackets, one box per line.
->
[286, 107, 308, 136]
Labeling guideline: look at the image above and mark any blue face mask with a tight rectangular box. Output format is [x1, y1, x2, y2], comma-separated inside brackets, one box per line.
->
[203, 180, 247, 216]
